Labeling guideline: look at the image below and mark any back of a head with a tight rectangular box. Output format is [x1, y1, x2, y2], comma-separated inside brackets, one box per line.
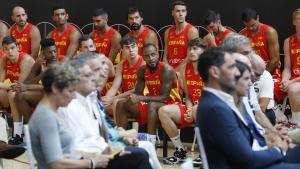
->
[221, 33, 250, 52]
[203, 10, 220, 26]
[93, 8, 108, 18]
[121, 35, 137, 47]
[42, 62, 79, 94]
[40, 38, 55, 50]
[171, 1, 186, 10]
[75, 51, 102, 62]
[235, 60, 251, 80]
[249, 53, 265, 70]
[2, 36, 17, 46]
[197, 47, 228, 83]
[242, 8, 258, 22]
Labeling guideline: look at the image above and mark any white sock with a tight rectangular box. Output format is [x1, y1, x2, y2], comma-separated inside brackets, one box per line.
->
[148, 134, 156, 146]
[170, 135, 184, 150]
[13, 122, 23, 137]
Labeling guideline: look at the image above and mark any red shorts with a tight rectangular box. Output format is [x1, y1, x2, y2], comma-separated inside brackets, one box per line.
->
[137, 102, 148, 125]
[137, 101, 180, 125]
[178, 104, 194, 128]
[274, 79, 287, 102]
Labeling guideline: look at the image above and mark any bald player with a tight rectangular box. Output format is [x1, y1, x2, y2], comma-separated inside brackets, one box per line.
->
[9, 6, 41, 59]
[163, 1, 199, 68]
[0, 36, 34, 144]
[48, 6, 81, 58]
[126, 7, 158, 57]
[203, 10, 233, 47]
[0, 21, 8, 49]
[240, 8, 281, 80]
[91, 8, 121, 64]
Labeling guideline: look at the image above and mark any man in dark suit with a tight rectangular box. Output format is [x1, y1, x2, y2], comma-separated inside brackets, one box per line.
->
[196, 47, 300, 169]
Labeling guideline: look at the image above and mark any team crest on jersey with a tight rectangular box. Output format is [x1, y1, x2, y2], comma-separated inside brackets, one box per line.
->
[62, 37, 67, 40]
[258, 36, 263, 40]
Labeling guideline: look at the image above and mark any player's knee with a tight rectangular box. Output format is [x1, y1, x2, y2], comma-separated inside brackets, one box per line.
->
[287, 83, 300, 95]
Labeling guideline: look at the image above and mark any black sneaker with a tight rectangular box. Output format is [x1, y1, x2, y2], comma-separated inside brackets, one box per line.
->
[8, 135, 23, 145]
[163, 148, 187, 165]
[193, 157, 202, 167]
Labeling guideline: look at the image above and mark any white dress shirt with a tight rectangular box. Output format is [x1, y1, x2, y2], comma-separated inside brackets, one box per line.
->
[58, 92, 108, 153]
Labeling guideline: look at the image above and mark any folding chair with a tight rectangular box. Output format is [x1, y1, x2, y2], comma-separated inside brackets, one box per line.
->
[195, 127, 209, 169]
[23, 125, 36, 169]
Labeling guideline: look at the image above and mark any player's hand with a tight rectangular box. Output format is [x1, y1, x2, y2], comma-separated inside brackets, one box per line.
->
[128, 94, 139, 104]
[101, 96, 114, 106]
[184, 109, 194, 123]
[279, 80, 292, 92]
[11, 82, 27, 92]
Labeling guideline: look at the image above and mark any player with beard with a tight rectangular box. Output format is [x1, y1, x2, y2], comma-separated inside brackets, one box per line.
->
[163, 1, 199, 68]
[203, 10, 233, 47]
[48, 6, 81, 58]
[240, 8, 281, 81]
[9, 6, 41, 59]
[115, 43, 181, 145]
[91, 9, 121, 64]
[127, 7, 158, 56]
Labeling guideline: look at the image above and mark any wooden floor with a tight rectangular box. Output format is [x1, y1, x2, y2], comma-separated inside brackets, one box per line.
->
[2, 143, 199, 169]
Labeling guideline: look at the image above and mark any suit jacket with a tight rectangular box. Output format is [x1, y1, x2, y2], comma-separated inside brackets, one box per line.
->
[196, 90, 283, 169]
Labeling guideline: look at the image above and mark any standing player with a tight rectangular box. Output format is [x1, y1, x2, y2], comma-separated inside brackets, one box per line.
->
[91, 9, 121, 64]
[9, 6, 41, 59]
[163, 1, 199, 68]
[48, 6, 81, 58]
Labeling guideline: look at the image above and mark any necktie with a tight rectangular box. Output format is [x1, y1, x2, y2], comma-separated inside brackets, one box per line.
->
[243, 104, 266, 147]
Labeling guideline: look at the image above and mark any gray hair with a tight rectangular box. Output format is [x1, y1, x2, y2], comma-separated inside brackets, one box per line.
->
[42, 62, 79, 94]
[221, 33, 251, 51]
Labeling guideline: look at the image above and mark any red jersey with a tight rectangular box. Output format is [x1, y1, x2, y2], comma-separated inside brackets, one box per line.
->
[144, 62, 181, 103]
[167, 23, 193, 68]
[0, 50, 3, 58]
[6, 52, 25, 82]
[51, 24, 76, 56]
[289, 34, 300, 79]
[128, 27, 151, 56]
[215, 28, 232, 46]
[185, 62, 204, 104]
[10, 23, 34, 54]
[122, 56, 143, 92]
[91, 27, 117, 57]
[241, 24, 281, 79]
